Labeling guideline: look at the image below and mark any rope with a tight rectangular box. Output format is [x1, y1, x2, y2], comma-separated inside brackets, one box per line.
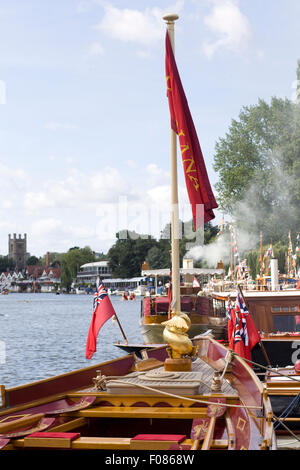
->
[272, 413, 300, 442]
[94, 372, 211, 390]
[95, 372, 214, 396]
[105, 378, 262, 411]
[273, 393, 300, 430]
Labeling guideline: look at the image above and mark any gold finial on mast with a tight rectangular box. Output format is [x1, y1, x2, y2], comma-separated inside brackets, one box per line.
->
[162, 13, 179, 23]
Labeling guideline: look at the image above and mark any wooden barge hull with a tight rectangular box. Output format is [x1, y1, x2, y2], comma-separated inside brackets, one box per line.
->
[0, 338, 275, 451]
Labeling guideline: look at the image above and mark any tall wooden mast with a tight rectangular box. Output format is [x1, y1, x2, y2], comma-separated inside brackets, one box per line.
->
[163, 14, 180, 316]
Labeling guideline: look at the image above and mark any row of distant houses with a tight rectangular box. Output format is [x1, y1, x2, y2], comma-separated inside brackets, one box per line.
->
[0, 265, 62, 293]
[0, 261, 112, 293]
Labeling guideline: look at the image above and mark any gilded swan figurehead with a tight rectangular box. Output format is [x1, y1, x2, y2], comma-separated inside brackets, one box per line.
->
[162, 313, 197, 359]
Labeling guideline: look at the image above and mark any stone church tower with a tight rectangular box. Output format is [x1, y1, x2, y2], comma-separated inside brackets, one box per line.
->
[8, 234, 27, 271]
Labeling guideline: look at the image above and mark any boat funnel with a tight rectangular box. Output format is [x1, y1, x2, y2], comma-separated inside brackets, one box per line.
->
[183, 258, 193, 269]
[270, 259, 279, 291]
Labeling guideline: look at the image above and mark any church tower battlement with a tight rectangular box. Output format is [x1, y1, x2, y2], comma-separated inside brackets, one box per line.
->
[8, 233, 27, 271]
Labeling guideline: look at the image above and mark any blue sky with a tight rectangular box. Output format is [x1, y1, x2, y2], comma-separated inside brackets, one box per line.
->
[0, 0, 299, 257]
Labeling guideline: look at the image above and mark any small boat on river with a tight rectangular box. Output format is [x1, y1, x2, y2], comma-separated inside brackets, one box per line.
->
[140, 287, 227, 344]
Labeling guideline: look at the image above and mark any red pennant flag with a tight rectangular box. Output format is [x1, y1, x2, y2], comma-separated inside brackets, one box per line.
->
[86, 282, 116, 360]
[165, 31, 218, 229]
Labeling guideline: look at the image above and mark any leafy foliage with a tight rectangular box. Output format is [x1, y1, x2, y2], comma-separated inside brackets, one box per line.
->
[27, 256, 40, 266]
[60, 246, 95, 290]
[213, 90, 300, 242]
[107, 231, 158, 278]
[0, 256, 15, 273]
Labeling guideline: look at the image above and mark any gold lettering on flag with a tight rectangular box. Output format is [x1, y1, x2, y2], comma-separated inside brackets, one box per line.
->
[180, 143, 190, 154]
[178, 128, 200, 192]
[166, 75, 171, 91]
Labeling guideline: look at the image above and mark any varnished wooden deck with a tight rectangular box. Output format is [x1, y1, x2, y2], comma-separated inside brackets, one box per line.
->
[70, 357, 238, 398]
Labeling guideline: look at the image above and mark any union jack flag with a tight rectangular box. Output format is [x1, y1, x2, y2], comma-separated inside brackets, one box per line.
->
[236, 292, 249, 346]
[226, 299, 233, 320]
[236, 291, 248, 315]
[233, 313, 242, 344]
[227, 291, 261, 364]
[236, 291, 262, 350]
[93, 280, 108, 312]
[227, 298, 242, 344]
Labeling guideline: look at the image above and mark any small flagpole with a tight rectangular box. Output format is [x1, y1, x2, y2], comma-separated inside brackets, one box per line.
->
[238, 284, 271, 367]
[113, 312, 129, 345]
[163, 13, 180, 317]
[98, 277, 129, 344]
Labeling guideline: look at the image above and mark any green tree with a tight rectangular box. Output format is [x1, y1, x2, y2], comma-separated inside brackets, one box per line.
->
[0, 256, 15, 273]
[61, 246, 95, 290]
[61, 260, 73, 291]
[146, 246, 167, 269]
[27, 256, 40, 266]
[213, 70, 300, 242]
[108, 231, 158, 278]
[244, 250, 260, 278]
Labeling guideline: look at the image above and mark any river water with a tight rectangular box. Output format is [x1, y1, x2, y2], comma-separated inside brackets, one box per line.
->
[0, 293, 144, 392]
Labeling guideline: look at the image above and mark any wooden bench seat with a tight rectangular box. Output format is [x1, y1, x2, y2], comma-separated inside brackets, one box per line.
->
[12, 436, 132, 450]
[68, 406, 208, 420]
[12, 437, 230, 450]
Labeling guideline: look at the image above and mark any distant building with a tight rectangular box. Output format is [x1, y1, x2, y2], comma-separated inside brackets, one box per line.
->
[0, 264, 61, 293]
[8, 234, 28, 271]
[76, 261, 112, 285]
[26, 265, 61, 281]
[24, 265, 62, 292]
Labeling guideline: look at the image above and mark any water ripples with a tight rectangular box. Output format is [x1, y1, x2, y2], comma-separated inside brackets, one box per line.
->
[0, 293, 143, 389]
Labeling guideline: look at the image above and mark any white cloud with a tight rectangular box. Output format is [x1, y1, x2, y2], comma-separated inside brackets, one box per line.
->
[30, 217, 95, 253]
[0, 158, 194, 255]
[94, 5, 162, 46]
[31, 217, 63, 236]
[22, 166, 133, 215]
[94, 1, 184, 47]
[146, 163, 170, 186]
[24, 192, 56, 212]
[31, 217, 93, 239]
[202, 0, 252, 58]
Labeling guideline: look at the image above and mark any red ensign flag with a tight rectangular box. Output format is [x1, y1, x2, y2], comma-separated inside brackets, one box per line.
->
[86, 283, 116, 360]
[165, 31, 218, 229]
